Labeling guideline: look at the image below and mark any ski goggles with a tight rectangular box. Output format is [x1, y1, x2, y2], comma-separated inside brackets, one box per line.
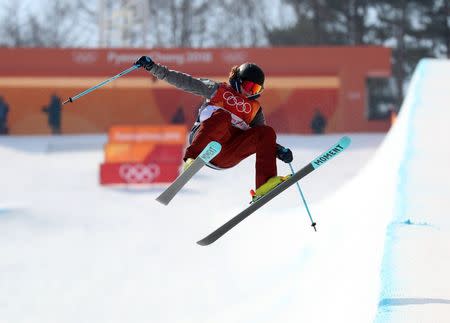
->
[241, 80, 264, 95]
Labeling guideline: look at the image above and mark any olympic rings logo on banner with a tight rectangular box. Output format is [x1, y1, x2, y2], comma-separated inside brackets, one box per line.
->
[119, 163, 160, 183]
[72, 51, 98, 64]
[223, 91, 252, 114]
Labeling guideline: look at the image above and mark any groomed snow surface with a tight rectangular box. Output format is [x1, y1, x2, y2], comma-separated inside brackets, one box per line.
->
[1, 59, 449, 322]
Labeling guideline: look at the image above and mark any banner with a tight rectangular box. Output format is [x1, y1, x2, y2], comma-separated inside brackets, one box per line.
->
[100, 125, 187, 185]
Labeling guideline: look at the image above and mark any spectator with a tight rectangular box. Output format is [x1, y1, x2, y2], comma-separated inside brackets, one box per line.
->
[0, 96, 9, 135]
[310, 108, 327, 134]
[171, 106, 186, 124]
[42, 94, 62, 134]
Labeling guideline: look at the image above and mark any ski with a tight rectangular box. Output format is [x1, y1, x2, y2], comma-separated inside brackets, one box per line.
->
[197, 136, 351, 246]
[156, 141, 222, 205]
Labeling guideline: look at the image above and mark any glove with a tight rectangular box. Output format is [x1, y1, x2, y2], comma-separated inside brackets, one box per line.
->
[135, 56, 154, 70]
[276, 144, 293, 163]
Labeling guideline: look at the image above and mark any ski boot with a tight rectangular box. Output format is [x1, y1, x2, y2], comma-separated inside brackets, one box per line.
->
[250, 175, 291, 203]
[183, 158, 195, 172]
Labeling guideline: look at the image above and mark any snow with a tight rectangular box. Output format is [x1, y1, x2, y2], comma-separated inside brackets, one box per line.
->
[0, 58, 449, 323]
[375, 59, 450, 322]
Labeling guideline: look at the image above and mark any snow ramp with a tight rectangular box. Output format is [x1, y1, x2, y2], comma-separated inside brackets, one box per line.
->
[291, 58, 450, 322]
[374, 59, 450, 322]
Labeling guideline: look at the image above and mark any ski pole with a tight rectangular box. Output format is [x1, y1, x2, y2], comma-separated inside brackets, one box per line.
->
[288, 162, 317, 231]
[63, 64, 141, 105]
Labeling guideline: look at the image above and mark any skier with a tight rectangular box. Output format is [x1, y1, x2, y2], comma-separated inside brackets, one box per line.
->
[135, 56, 293, 200]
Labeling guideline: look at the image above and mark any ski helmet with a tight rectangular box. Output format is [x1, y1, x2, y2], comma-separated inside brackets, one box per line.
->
[237, 63, 265, 85]
[229, 62, 265, 98]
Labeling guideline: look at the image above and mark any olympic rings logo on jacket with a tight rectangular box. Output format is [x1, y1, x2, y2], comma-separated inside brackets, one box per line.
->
[207, 83, 260, 126]
[222, 91, 252, 114]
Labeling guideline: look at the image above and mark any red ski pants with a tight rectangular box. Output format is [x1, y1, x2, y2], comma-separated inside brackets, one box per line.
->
[184, 110, 277, 188]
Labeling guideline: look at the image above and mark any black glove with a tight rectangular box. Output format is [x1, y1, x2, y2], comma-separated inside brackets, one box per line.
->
[135, 56, 154, 70]
[276, 144, 293, 163]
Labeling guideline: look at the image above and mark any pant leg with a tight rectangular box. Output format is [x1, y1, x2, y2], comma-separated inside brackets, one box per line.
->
[184, 110, 233, 160]
[213, 125, 278, 188]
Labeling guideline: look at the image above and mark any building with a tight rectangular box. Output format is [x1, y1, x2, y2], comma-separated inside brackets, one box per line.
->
[0, 47, 391, 134]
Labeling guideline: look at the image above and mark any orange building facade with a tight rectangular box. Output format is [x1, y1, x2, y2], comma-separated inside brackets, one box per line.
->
[0, 47, 391, 135]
